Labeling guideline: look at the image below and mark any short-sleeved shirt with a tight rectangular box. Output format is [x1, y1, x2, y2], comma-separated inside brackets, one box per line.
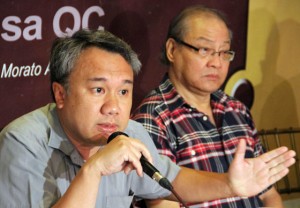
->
[132, 74, 265, 208]
[0, 103, 180, 208]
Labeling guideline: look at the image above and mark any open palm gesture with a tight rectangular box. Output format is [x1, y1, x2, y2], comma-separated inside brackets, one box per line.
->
[228, 139, 296, 197]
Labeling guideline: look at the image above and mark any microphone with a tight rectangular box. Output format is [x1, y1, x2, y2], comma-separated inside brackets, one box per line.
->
[107, 131, 189, 208]
[107, 131, 173, 191]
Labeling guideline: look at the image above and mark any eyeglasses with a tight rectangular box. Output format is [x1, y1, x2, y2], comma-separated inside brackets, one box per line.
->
[172, 37, 235, 62]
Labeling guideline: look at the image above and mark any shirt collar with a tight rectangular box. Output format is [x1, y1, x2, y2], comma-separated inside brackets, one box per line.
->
[158, 74, 229, 112]
[158, 73, 190, 111]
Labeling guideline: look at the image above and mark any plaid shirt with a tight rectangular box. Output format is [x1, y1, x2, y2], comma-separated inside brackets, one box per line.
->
[132, 74, 266, 208]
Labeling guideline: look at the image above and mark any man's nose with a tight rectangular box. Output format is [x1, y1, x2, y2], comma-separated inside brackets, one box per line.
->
[207, 52, 222, 68]
[101, 95, 119, 116]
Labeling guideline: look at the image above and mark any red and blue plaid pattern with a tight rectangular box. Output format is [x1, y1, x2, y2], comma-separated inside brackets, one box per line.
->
[132, 74, 267, 208]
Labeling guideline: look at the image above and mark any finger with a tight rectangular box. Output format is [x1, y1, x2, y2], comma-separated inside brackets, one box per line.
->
[131, 161, 144, 177]
[269, 168, 289, 185]
[267, 157, 296, 186]
[283, 157, 296, 168]
[123, 153, 144, 177]
[233, 139, 246, 162]
[267, 150, 296, 169]
[124, 162, 136, 175]
[131, 138, 153, 164]
[259, 146, 289, 163]
[123, 161, 143, 176]
[269, 157, 296, 175]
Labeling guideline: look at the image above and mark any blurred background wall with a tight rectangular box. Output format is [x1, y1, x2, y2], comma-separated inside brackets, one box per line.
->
[0, 0, 249, 128]
[226, 0, 300, 130]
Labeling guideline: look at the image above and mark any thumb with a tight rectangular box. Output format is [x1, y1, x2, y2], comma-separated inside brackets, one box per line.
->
[234, 139, 246, 162]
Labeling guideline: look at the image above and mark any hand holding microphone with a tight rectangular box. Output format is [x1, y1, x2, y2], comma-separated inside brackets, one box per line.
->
[107, 131, 173, 191]
[107, 132, 189, 208]
[94, 131, 152, 177]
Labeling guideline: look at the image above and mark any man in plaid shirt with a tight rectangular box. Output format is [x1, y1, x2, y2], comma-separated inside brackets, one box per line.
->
[132, 5, 283, 208]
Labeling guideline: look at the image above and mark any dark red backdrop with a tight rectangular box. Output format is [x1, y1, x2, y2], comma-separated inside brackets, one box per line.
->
[0, 0, 249, 128]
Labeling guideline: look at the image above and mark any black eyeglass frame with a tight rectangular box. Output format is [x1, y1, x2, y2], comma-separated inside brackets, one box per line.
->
[171, 37, 235, 62]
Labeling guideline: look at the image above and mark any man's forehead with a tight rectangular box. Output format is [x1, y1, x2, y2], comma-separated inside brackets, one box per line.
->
[184, 16, 231, 44]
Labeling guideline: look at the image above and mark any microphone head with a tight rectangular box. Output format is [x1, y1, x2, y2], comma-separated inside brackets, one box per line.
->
[107, 131, 129, 144]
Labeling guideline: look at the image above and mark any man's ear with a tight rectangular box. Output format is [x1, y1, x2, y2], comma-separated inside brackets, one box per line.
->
[165, 38, 177, 64]
[52, 82, 66, 109]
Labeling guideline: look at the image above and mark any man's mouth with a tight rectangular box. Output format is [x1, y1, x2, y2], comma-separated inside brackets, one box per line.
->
[96, 123, 118, 137]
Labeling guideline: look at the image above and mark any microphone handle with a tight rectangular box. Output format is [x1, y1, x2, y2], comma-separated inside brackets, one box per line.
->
[140, 155, 159, 178]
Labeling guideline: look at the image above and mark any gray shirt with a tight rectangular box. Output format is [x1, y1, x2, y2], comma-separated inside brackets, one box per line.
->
[0, 103, 180, 208]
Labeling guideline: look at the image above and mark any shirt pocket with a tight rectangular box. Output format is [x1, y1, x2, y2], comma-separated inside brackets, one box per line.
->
[106, 196, 134, 208]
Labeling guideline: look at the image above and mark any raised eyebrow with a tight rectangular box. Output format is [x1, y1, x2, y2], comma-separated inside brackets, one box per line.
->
[87, 77, 134, 85]
[88, 77, 107, 82]
[197, 37, 213, 43]
[197, 37, 231, 46]
[123, 79, 134, 85]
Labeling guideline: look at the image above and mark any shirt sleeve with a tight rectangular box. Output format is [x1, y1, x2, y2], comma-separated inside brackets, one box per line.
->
[0, 124, 58, 207]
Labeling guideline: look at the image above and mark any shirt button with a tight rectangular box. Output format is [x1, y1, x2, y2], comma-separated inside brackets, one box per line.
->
[203, 116, 208, 121]
[191, 150, 196, 156]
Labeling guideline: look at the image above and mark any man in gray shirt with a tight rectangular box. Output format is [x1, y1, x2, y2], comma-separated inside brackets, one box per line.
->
[0, 29, 296, 208]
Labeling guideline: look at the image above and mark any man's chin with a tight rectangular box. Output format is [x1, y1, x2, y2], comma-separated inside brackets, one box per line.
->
[97, 140, 107, 146]
[94, 135, 109, 146]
